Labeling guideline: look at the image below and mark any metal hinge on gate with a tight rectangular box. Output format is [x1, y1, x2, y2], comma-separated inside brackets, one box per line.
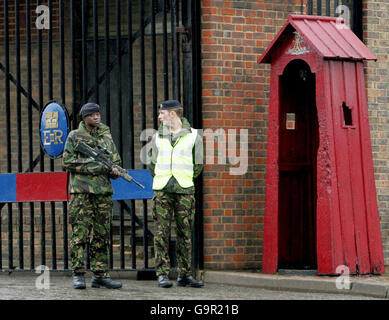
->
[176, 25, 191, 43]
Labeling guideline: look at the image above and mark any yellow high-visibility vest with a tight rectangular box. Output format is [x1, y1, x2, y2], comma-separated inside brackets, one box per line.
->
[152, 129, 198, 190]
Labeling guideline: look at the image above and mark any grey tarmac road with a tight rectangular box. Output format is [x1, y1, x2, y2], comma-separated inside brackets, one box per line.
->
[0, 273, 381, 300]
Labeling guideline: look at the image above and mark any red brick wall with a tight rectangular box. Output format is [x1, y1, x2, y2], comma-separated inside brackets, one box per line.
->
[364, 1, 389, 269]
[201, 0, 304, 269]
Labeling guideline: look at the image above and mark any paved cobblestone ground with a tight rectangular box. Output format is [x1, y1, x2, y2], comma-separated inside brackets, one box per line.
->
[0, 273, 381, 300]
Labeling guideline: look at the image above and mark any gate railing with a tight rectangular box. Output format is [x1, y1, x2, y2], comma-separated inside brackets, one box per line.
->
[0, 171, 154, 272]
[0, 0, 199, 273]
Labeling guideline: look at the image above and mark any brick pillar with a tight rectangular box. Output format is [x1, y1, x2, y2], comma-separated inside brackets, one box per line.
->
[201, 0, 303, 270]
[364, 0, 389, 269]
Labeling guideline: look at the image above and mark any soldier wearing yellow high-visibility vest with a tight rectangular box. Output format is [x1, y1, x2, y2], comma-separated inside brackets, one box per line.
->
[149, 100, 204, 288]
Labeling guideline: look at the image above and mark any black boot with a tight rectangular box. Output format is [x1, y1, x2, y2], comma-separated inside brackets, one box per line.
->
[73, 275, 86, 289]
[158, 275, 173, 288]
[177, 276, 204, 288]
[91, 276, 122, 289]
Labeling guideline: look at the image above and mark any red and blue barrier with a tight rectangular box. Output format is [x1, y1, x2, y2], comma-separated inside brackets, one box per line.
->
[0, 170, 153, 203]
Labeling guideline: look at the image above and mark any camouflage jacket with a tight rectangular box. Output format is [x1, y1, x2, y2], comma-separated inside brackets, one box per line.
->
[148, 117, 203, 194]
[62, 121, 121, 194]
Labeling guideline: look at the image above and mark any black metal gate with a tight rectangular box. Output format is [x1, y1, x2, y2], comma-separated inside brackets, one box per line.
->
[0, 0, 202, 273]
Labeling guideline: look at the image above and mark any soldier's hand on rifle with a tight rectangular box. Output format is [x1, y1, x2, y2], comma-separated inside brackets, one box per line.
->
[111, 167, 120, 177]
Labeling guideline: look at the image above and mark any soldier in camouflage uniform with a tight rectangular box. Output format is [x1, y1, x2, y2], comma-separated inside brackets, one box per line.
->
[149, 100, 204, 288]
[63, 103, 122, 289]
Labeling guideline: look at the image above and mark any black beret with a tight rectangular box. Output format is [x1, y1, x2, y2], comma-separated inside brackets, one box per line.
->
[80, 102, 100, 118]
[159, 100, 181, 111]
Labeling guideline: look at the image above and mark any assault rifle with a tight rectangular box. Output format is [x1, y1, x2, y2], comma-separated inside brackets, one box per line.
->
[74, 141, 145, 189]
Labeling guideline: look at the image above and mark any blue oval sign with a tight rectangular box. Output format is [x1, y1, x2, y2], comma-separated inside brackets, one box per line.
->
[40, 101, 70, 159]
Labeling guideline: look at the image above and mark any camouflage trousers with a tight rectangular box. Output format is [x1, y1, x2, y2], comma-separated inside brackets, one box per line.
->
[69, 193, 113, 278]
[153, 191, 195, 277]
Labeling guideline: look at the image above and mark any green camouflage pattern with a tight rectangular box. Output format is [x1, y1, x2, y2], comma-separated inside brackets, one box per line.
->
[63, 121, 120, 277]
[62, 121, 121, 194]
[163, 177, 195, 194]
[148, 117, 203, 194]
[69, 193, 113, 277]
[153, 191, 195, 277]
